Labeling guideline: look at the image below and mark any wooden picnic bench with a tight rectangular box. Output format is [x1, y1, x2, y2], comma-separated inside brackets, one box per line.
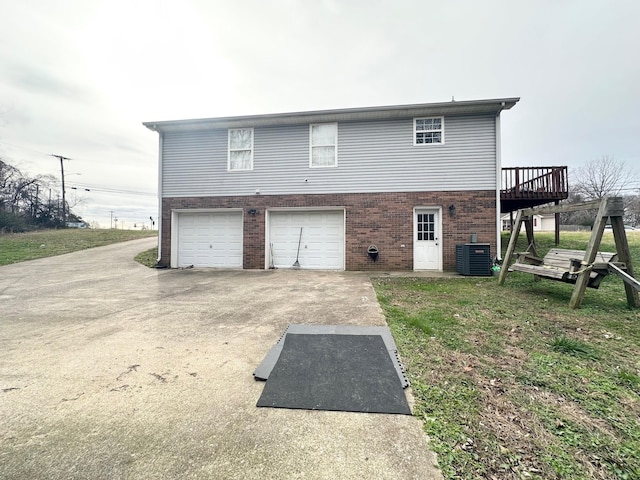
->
[511, 248, 620, 289]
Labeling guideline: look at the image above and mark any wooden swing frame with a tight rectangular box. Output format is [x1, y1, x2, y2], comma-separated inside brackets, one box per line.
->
[498, 197, 639, 309]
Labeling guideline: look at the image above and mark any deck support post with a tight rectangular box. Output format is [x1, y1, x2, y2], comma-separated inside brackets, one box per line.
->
[554, 200, 560, 246]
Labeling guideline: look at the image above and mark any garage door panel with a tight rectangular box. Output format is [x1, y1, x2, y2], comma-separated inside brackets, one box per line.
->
[269, 211, 344, 270]
[177, 212, 243, 268]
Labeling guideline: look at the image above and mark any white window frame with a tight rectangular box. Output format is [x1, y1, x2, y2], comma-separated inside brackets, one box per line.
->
[309, 123, 338, 168]
[413, 117, 444, 145]
[228, 128, 254, 171]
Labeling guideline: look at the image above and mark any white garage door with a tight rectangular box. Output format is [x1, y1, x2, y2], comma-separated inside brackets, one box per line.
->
[177, 212, 243, 268]
[269, 210, 344, 270]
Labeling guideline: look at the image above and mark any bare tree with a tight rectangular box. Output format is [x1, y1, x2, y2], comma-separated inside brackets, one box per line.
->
[625, 195, 640, 227]
[560, 191, 594, 227]
[571, 155, 636, 200]
[560, 156, 639, 227]
[1, 156, 76, 230]
[0, 158, 20, 210]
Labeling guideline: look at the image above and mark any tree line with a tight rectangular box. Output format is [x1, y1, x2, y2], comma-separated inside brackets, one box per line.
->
[562, 156, 640, 227]
[0, 157, 84, 232]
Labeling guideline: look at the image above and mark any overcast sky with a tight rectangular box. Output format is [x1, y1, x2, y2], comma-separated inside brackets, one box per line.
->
[1, 0, 639, 228]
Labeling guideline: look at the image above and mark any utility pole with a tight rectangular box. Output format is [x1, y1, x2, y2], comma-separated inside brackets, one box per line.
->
[51, 154, 71, 223]
[110, 211, 114, 229]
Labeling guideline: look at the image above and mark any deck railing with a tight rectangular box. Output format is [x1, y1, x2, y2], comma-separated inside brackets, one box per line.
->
[501, 166, 568, 200]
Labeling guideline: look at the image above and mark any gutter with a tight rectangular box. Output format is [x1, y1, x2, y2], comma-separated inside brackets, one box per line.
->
[156, 133, 163, 265]
[495, 111, 502, 261]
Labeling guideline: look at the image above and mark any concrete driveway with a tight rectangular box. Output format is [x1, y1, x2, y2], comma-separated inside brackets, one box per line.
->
[0, 238, 442, 480]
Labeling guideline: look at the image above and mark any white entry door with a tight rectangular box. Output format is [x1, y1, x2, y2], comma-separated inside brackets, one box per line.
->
[414, 208, 442, 270]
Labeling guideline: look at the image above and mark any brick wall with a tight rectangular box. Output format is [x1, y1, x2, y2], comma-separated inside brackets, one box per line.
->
[160, 191, 496, 271]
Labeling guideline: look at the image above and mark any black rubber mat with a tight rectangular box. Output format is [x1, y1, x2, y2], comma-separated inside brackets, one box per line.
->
[256, 333, 411, 415]
[253, 324, 409, 388]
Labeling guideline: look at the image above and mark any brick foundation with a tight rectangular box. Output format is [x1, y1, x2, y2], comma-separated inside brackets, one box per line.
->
[160, 191, 497, 271]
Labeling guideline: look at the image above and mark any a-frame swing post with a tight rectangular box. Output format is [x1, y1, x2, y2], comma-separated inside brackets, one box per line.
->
[499, 196, 638, 309]
[569, 197, 610, 308]
[610, 210, 640, 307]
[498, 209, 524, 285]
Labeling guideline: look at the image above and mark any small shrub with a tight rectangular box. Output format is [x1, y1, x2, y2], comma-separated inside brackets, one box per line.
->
[550, 336, 598, 359]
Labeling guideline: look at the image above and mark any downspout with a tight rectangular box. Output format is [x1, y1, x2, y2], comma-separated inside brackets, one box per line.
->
[156, 132, 163, 264]
[495, 111, 502, 261]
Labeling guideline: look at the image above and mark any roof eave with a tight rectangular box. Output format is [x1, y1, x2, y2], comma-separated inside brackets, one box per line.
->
[143, 97, 520, 133]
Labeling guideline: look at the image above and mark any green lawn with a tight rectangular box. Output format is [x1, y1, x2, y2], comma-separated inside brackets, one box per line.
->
[0, 229, 157, 266]
[373, 231, 640, 480]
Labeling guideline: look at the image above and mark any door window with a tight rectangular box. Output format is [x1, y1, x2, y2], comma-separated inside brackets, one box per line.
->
[417, 213, 435, 241]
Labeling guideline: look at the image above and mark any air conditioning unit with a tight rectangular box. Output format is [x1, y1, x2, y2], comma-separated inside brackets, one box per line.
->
[456, 243, 491, 276]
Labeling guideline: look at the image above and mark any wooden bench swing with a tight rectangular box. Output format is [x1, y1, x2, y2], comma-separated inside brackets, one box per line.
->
[498, 197, 640, 309]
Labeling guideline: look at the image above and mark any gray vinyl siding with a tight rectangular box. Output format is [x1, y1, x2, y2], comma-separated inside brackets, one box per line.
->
[161, 114, 497, 197]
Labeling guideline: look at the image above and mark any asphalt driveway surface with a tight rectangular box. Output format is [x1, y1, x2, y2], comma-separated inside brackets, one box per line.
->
[0, 237, 442, 479]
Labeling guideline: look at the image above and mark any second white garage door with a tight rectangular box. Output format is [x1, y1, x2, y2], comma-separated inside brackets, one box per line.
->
[176, 211, 243, 268]
[268, 210, 345, 270]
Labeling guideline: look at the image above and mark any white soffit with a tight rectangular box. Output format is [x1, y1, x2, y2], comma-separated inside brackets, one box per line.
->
[144, 98, 520, 133]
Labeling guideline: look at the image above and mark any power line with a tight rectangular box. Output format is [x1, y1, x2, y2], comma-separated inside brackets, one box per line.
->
[68, 182, 156, 197]
[0, 143, 156, 193]
[0, 141, 52, 157]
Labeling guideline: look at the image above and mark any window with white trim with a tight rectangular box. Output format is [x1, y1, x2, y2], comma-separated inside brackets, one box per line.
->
[310, 123, 337, 167]
[414, 117, 444, 145]
[228, 128, 253, 170]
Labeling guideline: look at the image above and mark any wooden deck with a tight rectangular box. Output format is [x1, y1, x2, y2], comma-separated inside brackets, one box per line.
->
[501, 166, 568, 213]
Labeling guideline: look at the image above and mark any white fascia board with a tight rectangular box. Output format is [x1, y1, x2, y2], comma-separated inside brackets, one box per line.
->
[143, 98, 520, 133]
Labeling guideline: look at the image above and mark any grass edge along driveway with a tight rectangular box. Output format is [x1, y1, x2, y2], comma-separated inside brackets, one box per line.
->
[0, 229, 157, 266]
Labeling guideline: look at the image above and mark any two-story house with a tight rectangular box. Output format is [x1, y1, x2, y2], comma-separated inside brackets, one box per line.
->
[144, 97, 518, 271]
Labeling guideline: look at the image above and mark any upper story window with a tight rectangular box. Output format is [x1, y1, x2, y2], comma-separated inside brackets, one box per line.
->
[228, 128, 253, 171]
[310, 123, 337, 167]
[414, 117, 444, 145]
